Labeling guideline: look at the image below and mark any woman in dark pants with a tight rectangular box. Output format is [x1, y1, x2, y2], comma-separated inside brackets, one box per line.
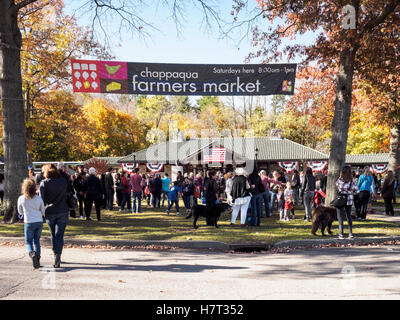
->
[39, 163, 69, 268]
[381, 170, 395, 216]
[83, 167, 104, 221]
[73, 171, 86, 218]
[357, 166, 375, 220]
[335, 166, 359, 240]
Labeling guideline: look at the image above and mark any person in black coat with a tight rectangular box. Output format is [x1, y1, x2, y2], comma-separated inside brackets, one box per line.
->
[204, 170, 218, 208]
[73, 171, 86, 218]
[150, 173, 162, 208]
[57, 162, 75, 218]
[104, 168, 115, 210]
[248, 166, 265, 226]
[301, 168, 316, 222]
[83, 167, 104, 221]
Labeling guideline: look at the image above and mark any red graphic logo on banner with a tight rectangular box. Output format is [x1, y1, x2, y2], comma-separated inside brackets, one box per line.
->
[71, 60, 100, 93]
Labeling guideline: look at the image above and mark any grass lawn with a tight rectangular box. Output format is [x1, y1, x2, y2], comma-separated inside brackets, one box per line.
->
[1, 200, 399, 245]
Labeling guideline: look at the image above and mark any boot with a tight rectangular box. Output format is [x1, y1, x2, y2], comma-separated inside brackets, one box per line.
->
[29, 251, 40, 269]
[54, 254, 61, 268]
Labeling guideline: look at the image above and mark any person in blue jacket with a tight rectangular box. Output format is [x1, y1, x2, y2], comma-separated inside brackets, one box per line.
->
[166, 181, 182, 216]
[357, 166, 376, 220]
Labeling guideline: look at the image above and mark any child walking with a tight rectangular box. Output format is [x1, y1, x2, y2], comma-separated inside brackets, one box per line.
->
[277, 185, 285, 221]
[18, 178, 45, 269]
[166, 181, 183, 216]
[284, 182, 294, 221]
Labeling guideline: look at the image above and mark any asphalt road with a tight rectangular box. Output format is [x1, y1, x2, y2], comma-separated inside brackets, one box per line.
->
[1, 244, 400, 300]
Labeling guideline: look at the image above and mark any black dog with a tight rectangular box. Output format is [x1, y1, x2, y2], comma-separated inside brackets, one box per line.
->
[186, 203, 231, 229]
[311, 206, 337, 236]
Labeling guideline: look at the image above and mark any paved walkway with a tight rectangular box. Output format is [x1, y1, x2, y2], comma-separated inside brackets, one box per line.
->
[369, 207, 400, 225]
[1, 244, 400, 300]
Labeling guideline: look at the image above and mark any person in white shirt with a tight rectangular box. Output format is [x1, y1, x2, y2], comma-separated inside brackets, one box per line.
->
[18, 178, 45, 269]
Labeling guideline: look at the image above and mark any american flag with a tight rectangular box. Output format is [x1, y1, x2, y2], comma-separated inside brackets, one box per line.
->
[203, 148, 226, 162]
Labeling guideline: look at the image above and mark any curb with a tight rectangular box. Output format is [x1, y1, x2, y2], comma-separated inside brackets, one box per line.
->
[2, 236, 400, 252]
[272, 236, 400, 249]
[0, 237, 230, 251]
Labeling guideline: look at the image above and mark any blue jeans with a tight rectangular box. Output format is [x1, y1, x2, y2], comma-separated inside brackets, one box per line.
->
[183, 194, 192, 210]
[161, 191, 170, 207]
[24, 222, 43, 257]
[261, 191, 270, 217]
[336, 205, 353, 236]
[132, 192, 142, 212]
[167, 200, 180, 213]
[250, 194, 263, 226]
[269, 191, 277, 212]
[121, 192, 131, 210]
[45, 212, 68, 255]
[303, 192, 314, 219]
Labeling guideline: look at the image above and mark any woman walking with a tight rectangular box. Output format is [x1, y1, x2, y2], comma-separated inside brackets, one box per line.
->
[39, 163, 69, 268]
[18, 179, 45, 269]
[335, 165, 359, 239]
[381, 170, 395, 216]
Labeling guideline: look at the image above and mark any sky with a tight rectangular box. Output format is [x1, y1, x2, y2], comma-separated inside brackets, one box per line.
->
[64, 1, 316, 107]
[65, 0, 295, 65]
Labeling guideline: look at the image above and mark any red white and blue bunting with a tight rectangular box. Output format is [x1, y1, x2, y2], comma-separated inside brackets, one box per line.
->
[371, 164, 388, 175]
[277, 161, 298, 173]
[146, 163, 164, 173]
[121, 163, 139, 173]
[307, 161, 328, 173]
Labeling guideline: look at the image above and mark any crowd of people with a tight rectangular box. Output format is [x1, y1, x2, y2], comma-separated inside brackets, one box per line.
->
[17, 161, 398, 269]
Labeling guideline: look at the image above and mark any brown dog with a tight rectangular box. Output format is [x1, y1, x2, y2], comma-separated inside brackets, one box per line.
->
[311, 206, 337, 236]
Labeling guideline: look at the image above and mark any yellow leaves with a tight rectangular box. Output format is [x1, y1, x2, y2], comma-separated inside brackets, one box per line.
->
[81, 98, 148, 157]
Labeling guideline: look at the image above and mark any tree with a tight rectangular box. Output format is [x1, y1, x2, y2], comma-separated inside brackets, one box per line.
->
[169, 96, 193, 113]
[0, 0, 225, 222]
[236, 0, 400, 203]
[19, 0, 109, 162]
[270, 95, 288, 115]
[81, 98, 149, 157]
[196, 96, 221, 112]
[30, 90, 87, 161]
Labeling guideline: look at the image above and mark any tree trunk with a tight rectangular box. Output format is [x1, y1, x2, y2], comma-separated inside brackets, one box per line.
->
[325, 48, 356, 205]
[0, 1, 28, 222]
[388, 124, 400, 178]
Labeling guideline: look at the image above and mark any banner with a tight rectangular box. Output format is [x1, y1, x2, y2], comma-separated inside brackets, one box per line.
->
[371, 164, 388, 174]
[121, 163, 139, 173]
[277, 161, 298, 173]
[146, 163, 164, 173]
[71, 59, 297, 96]
[307, 161, 328, 173]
